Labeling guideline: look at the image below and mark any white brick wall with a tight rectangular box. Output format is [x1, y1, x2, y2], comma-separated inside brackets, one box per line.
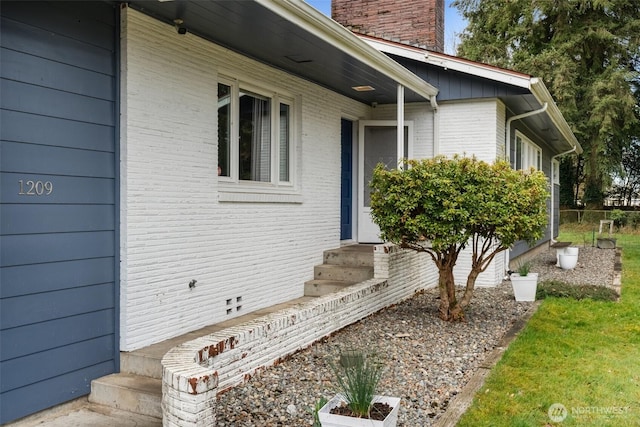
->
[120, 8, 370, 351]
[438, 99, 501, 163]
[161, 244, 435, 426]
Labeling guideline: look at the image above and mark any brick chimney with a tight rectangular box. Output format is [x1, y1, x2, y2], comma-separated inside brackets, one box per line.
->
[332, 0, 445, 53]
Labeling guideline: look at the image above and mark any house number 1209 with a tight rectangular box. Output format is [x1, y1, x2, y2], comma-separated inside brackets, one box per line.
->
[18, 180, 54, 196]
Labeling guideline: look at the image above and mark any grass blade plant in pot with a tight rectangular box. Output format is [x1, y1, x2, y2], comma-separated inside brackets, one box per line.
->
[510, 261, 538, 302]
[318, 349, 400, 427]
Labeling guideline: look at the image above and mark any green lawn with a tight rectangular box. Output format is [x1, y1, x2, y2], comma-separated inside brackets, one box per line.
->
[457, 229, 640, 426]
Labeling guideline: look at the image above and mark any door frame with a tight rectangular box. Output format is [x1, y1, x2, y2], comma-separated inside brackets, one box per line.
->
[357, 120, 414, 243]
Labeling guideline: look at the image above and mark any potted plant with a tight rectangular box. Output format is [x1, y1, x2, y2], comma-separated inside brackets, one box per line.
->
[510, 261, 538, 302]
[317, 350, 400, 427]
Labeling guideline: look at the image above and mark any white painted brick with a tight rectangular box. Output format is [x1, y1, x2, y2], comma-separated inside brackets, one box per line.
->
[161, 244, 437, 426]
[120, 8, 371, 351]
[438, 99, 501, 163]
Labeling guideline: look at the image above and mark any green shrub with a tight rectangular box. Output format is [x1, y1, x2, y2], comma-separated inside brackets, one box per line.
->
[628, 212, 640, 230]
[536, 280, 618, 301]
[610, 209, 627, 229]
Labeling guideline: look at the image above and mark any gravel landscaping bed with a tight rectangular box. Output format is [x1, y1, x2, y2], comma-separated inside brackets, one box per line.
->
[215, 246, 617, 426]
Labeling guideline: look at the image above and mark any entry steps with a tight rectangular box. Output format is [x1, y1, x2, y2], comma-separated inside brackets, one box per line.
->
[89, 245, 374, 419]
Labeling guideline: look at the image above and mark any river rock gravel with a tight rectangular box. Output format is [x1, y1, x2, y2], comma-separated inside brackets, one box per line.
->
[215, 246, 616, 426]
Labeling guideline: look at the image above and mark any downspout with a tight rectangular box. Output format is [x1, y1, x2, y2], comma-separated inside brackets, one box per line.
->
[550, 145, 578, 243]
[503, 102, 548, 275]
[505, 102, 548, 164]
[431, 96, 439, 157]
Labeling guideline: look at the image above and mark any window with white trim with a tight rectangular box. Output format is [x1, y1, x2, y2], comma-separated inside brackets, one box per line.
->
[217, 78, 294, 187]
[552, 159, 560, 184]
[515, 132, 542, 171]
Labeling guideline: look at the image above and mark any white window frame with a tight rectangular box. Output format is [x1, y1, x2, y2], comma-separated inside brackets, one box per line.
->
[217, 76, 299, 203]
[515, 131, 542, 171]
[552, 159, 560, 185]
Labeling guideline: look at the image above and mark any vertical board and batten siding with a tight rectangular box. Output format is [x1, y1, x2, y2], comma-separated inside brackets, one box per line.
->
[0, 2, 117, 423]
[391, 55, 530, 101]
[120, 9, 370, 351]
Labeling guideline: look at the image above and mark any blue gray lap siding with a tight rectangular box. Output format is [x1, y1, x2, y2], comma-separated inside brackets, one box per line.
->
[0, 1, 118, 423]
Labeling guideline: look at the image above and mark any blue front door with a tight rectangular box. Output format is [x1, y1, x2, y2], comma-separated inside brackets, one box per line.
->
[340, 119, 353, 240]
[0, 2, 118, 422]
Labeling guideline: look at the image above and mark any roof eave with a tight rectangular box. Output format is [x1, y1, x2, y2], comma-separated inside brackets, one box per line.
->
[361, 35, 582, 155]
[256, 0, 439, 101]
[360, 35, 532, 89]
[529, 78, 583, 155]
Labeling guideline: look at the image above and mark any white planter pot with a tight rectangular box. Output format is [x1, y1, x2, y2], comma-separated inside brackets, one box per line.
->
[565, 246, 579, 256]
[318, 395, 400, 427]
[510, 273, 538, 302]
[559, 254, 578, 270]
[555, 246, 579, 266]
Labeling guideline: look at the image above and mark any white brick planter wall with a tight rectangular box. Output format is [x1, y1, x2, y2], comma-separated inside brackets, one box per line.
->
[161, 245, 435, 426]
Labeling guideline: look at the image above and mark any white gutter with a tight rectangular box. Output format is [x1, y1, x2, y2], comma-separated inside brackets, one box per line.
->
[259, 0, 439, 102]
[505, 102, 548, 164]
[530, 79, 582, 154]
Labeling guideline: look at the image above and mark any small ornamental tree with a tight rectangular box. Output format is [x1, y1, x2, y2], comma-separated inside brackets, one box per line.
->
[370, 156, 549, 321]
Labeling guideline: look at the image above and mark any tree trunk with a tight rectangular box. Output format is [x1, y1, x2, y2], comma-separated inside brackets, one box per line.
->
[460, 268, 480, 309]
[437, 254, 466, 322]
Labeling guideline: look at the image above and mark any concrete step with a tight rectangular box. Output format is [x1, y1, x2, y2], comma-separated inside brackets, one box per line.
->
[304, 279, 355, 297]
[121, 351, 163, 380]
[313, 264, 373, 282]
[89, 373, 162, 419]
[323, 245, 374, 267]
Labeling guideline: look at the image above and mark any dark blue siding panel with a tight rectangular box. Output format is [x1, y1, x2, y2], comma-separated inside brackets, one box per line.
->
[1, 258, 115, 298]
[1, 141, 115, 178]
[1, 336, 114, 393]
[1, 2, 117, 422]
[0, 17, 114, 74]
[1, 204, 115, 235]
[1, 79, 114, 126]
[0, 361, 115, 424]
[1, 110, 114, 151]
[1, 173, 114, 204]
[1, 231, 114, 267]
[1, 310, 115, 361]
[1, 48, 115, 100]
[1, 283, 115, 329]
[1, 2, 115, 50]
[391, 55, 529, 101]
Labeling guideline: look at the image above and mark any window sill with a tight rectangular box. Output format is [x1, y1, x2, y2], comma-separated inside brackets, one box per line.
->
[218, 185, 303, 204]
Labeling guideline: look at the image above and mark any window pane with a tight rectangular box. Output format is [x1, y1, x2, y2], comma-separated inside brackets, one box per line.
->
[515, 136, 523, 170]
[279, 103, 290, 182]
[239, 91, 271, 182]
[218, 83, 231, 177]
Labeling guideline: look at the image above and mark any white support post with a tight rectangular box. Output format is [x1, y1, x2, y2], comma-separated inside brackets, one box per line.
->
[397, 84, 405, 169]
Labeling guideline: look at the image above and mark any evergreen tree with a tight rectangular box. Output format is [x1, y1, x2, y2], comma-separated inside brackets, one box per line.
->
[454, 0, 640, 208]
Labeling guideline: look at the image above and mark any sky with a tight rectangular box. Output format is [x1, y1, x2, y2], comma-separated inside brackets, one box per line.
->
[304, 0, 467, 55]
